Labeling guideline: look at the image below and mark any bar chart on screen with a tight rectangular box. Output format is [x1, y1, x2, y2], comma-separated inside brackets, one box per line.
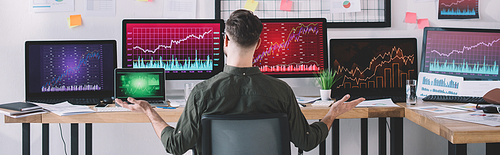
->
[124, 23, 221, 73]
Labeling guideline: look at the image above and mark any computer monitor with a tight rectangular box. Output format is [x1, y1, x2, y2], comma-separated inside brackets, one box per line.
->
[122, 19, 225, 80]
[330, 38, 418, 99]
[253, 18, 328, 78]
[421, 27, 500, 80]
[25, 40, 117, 101]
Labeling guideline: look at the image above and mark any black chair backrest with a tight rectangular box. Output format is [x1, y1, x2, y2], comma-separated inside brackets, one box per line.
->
[201, 113, 291, 155]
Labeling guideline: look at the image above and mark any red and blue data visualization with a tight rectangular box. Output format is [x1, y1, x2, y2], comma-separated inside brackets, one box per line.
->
[253, 21, 325, 76]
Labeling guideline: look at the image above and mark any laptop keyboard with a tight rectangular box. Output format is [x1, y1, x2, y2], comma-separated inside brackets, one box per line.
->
[29, 98, 101, 105]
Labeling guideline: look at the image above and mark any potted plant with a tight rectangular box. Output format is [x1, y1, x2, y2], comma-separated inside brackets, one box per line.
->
[315, 69, 341, 101]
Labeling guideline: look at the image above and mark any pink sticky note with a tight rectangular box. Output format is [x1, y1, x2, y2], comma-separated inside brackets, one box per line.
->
[148, 0, 153, 2]
[418, 18, 430, 29]
[405, 12, 417, 23]
[280, 0, 293, 12]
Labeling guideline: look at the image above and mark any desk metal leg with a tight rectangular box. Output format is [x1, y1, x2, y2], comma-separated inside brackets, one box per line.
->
[71, 123, 78, 155]
[361, 118, 368, 155]
[332, 119, 340, 155]
[379, 118, 387, 155]
[390, 117, 403, 155]
[486, 143, 500, 155]
[43, 124, 49, 155]
[22, 123, 30, 155]
[86, 123, 92, 155]
[448, 142, 466, 155]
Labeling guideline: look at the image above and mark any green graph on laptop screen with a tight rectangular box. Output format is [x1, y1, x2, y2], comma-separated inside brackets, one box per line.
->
[116, 72, 163, 99]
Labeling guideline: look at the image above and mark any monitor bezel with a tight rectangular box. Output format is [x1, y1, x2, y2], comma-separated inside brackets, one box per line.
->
[25, 40, 117, 100]
[329, 38, 418, 97]
[421, 27, 500, 80]
[256, 18, 328, 78]
[122, 19, 225, 80]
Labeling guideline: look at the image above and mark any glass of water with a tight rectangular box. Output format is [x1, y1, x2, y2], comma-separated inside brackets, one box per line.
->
[406, 80, 417, 105]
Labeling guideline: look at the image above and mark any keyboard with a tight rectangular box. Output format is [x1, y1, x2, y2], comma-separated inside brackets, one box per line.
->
[422, 95, 488, 104]
[94, 107, 131, 112]
[29, 98, 101, 105]
[336, 96, 406, 102]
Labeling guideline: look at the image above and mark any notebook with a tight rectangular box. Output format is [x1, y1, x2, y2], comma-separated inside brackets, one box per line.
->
[25, 40, 117, 105]
[114, 68, 167, 106]
[329, 38, 418, 102]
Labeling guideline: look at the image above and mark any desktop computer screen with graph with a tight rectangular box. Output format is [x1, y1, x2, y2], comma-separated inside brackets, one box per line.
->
[253, 18, 328, 78]
[25, 40, 117, 101]
[421, 27, 500, 80]
[122, 19, 225, 80]
[330, 38, 418, 99]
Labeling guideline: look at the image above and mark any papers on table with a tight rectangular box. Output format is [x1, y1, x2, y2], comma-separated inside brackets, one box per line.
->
[408, 106, 466, 113]
[168, 99, 186, 107]
[442, 103, 483, 112]
[0, 102, 48, 118]
[355, 98, 399, 107]
[296, 96, 321, 104]
[36, 102, 95, 116]
[437, 113, 500, 127]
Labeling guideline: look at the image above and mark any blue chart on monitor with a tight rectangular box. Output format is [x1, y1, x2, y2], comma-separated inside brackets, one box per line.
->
[424, 31, 500, 77]
[422, 76, 460, 89]
[41, 45, 104, 92]
[126, 24, 219, 73]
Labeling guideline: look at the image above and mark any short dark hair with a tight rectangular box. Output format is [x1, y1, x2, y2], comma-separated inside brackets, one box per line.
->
[225, 9, 263, 48]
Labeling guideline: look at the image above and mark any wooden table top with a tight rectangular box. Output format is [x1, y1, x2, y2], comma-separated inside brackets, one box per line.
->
[4, 104, 404, 124]
[399, 100, 500, 144]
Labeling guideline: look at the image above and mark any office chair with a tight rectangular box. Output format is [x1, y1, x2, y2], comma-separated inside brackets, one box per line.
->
[201, 113, 291, 155]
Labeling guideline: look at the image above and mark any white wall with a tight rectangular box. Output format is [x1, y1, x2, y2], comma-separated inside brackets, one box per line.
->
[1, 0, 499, 154]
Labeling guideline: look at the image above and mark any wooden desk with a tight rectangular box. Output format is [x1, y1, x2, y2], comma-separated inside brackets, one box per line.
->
[399, 100, 500, 155]
[5, 105, 405, 155]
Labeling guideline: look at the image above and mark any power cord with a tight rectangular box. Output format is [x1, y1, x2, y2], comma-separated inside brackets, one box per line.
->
[58, 123, 68, 155]
[386, 120, 391, 134]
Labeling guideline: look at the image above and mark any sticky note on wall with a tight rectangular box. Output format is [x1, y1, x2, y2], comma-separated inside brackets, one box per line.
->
[68, 14, 82, 28]
[280, 0, 293, 12]
[405, 12, 417, 23]
[418, 18, 430, 29]
[244, 0, 258, 12]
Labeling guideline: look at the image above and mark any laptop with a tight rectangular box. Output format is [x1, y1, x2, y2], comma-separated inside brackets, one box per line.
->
[25, 40, 117, 105]
[114, 68, 167, 106]
[329, 38, 418, 102]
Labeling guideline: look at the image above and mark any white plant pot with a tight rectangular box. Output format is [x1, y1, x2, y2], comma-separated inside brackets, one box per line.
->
[320, 89, 331, 101]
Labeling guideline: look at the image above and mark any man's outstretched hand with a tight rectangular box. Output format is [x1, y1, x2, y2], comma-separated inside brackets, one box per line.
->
[115, 97, 153, 113]
[322, 94, 365, 129]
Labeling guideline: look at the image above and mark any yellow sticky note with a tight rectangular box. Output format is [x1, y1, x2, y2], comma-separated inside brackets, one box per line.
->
[68, 15, 82, 27]
[244, 0, 258, 12]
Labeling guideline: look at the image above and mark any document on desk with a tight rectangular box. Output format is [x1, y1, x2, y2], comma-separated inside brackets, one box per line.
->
[37, 102, 95, 116]
[416, 72, 463, 98]
[355, 98, 399, 107]
[408, 106, 466, 113]
[436, 113, 500, 127]
[296, 96, 321, 104]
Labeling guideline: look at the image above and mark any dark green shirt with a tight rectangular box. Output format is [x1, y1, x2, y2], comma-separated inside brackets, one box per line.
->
[160, 65, 329, 155]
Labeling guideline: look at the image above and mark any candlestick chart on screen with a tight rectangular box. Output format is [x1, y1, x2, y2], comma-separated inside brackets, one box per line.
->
[41, 45, 104, 92]
[253, 21, 325, 75]
[331, 40, 417, 90]
[423, 31, 500, 77]
[124, 23, 221, 74]
[438, 0, 478, 19]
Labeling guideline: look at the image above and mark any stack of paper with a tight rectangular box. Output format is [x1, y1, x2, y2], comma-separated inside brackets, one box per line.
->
[0, 102, 48, 118]
[37, 102, 95, 116]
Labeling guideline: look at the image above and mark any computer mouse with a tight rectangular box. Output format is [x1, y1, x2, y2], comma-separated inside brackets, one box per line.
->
[482, 106, 499, 113]
[102, 97, 113, 104]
